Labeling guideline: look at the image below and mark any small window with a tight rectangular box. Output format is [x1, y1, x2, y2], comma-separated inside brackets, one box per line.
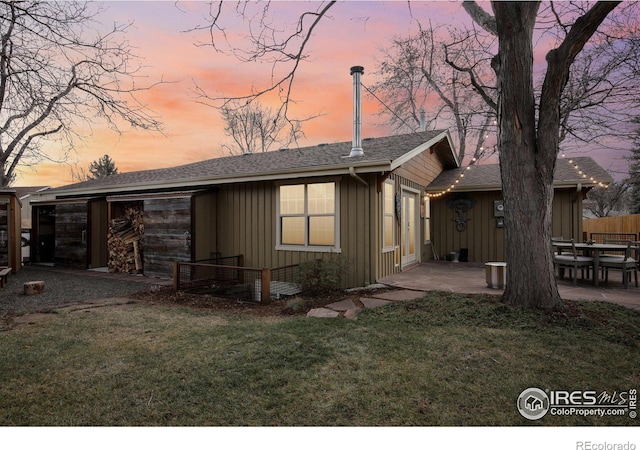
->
[277, 181, 340, 252]
[383, 180, 395, 251]
[424, 196, 431, 243]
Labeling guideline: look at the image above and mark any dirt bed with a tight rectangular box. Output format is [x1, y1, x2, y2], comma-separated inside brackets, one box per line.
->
[1, 265, 398, 324]
[0, 266, 154, 315]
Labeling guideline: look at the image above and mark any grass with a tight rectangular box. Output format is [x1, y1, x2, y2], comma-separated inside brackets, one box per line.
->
[0, 292, 639, 426]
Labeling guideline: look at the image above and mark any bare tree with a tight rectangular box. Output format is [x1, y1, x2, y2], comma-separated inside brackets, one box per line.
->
[462, 1, 622, 308]
[374, 7, 640, 169]
[372, 23, 497, 163]
[553, 11, 640, 155]
[220, 101, 301, 155]
[584, 182, 631, 217]
[188, 1, 333, 145]
[627, 117, 640, 214]
[0, 1, 162, 187]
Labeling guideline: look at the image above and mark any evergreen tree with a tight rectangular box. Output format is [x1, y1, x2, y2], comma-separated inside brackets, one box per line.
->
[88, 155, 118, 179]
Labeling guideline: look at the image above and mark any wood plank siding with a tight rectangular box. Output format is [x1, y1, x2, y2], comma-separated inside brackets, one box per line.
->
[54, 201, 88, 268]
[143, 196, 193, 278]
[430, 188, 583, 263]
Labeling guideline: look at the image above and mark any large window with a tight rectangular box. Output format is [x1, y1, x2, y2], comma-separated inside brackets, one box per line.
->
[278, 181, 339, 251]
[383, 180, 395, 251]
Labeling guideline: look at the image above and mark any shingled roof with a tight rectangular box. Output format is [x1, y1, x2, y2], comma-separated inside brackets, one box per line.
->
[426, 156, 613, 193]
[45, 130, 457, 198]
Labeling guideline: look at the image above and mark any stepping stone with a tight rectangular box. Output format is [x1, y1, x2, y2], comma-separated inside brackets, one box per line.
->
[325, 298, 359, 311]
[373, 290, 426, 302]
[307, 308, 341, 318]
[344, 308, 363, 320]
[359, 297, 393, 308]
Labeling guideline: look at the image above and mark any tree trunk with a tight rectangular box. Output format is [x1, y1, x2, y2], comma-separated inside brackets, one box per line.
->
[492, 2, 563, 309]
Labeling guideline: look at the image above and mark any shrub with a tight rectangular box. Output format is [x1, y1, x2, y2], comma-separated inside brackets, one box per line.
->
[285, 296, 307, 312]
[298, 255, 349, 295]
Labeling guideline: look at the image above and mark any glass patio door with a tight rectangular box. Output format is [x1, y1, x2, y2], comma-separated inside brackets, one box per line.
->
[401, 190, 418, 267]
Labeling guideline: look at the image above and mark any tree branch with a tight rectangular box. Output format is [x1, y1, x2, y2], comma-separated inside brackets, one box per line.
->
[462, 1, 497, 35]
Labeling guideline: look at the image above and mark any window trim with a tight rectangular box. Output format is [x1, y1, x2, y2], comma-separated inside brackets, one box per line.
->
[424, 195, 431, 244]
[382, 179, 396, 252]
[276, 180, 341, 253]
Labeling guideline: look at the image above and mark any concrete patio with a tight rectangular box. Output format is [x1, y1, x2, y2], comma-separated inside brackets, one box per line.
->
[378, 261, 640, 311]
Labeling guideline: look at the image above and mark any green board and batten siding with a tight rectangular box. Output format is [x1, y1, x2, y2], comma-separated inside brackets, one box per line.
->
[430, 188, 583, 263]
[202, 147, 447, 287]
[193, 191, 217, 261]
[209, 176, 378, 288]
[378, 148, 445, 278]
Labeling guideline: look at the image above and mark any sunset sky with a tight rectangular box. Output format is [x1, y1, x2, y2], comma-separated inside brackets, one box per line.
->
[13, 1, 630, 188]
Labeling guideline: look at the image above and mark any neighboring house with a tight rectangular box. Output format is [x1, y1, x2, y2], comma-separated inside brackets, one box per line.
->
[29, 130, 459, 286]
[0, 189, 24, 272]
[14, 186, 51, 231]
[14, 186, 51, 263]
[425, 157, 613, 263]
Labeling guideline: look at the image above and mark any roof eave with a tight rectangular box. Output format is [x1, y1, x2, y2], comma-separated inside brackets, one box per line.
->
[390, 130, 459, 171]
[425, 180, 607, 194]
[43, 159, 393, 199]
[425, 184, 502, 193]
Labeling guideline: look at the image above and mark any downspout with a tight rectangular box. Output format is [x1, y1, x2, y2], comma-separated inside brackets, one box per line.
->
[349, 166, 368, 187]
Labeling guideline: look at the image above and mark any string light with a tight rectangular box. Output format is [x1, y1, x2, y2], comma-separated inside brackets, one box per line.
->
[426, 157, 479, 198]
[565, 156, 609, 188]
[426, 152, 608, 199]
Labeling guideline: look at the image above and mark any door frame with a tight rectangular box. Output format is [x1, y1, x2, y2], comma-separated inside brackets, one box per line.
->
[400, 186, 420, 268]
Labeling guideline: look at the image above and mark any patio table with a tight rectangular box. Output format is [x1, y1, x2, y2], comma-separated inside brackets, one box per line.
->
[553, 242, 636, 287]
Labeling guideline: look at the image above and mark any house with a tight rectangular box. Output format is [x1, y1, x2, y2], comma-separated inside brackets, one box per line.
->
[29, 129, 460, 287]
[28, 141, 612, 288]
[0, 190, 24, 273]
[425, 156, 613, 263]
[13, 186, 51, 263]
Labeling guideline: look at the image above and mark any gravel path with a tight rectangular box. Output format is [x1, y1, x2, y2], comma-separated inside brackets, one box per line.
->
[0, 266, 165, 315]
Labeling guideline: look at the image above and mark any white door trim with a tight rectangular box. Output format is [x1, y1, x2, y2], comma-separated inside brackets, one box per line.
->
[400, 187, 420, 267]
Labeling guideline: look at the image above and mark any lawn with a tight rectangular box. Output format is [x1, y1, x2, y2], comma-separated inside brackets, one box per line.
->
[0, 292, 638, 426]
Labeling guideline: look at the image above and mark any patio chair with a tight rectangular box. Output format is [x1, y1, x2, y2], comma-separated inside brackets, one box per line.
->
[553, 239, 593, 286]
[599, 241, 638, 289]
[551, 236, 571, 257]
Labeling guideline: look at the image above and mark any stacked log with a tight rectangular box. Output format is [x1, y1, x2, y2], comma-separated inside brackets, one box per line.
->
[108, 206, 144, 274]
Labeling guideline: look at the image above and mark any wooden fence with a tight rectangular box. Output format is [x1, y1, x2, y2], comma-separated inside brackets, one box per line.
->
[173, 255, 301, 304]
[582, 214, 640, 240]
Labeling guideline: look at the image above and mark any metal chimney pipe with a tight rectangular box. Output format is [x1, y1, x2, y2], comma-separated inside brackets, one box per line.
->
[349, 66, 364, 157]
[419, 109, 426, 131]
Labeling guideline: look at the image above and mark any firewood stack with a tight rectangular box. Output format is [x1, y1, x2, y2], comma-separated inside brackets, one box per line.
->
[107, 206, 144, 274]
